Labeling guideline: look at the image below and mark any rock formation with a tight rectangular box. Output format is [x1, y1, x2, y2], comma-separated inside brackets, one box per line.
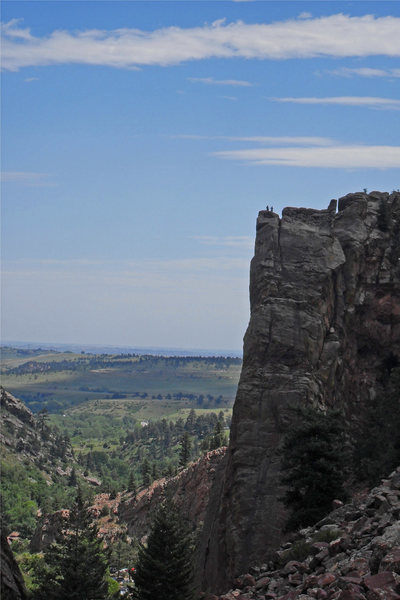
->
[205, 465, 400, 600]
[30, 448, 226, 551]
[0, 387, 74, 471]
[119, 447, 226, 541]
[0, 534, 27, 600]
[199, 191, 400, 593]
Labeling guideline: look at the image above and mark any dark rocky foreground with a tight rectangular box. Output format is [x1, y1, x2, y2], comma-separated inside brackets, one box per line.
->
[205, 466, 400, 600]
[199, 192, 400, 592]
[0, 534, 27, 600]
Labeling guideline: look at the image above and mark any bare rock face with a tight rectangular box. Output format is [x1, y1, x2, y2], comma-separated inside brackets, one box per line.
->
[0, 534, 27, 600]
[119, 448, 226, 541]
[199, 191, 400, 593]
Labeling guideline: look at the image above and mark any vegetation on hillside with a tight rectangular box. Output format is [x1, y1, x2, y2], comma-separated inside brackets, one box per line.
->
[1, 348, 241, 414]
[132, 497, 195, 600]
[31, 491, 111, 600]
[354, 365, 400, 485]
[279, 407, 349, 531]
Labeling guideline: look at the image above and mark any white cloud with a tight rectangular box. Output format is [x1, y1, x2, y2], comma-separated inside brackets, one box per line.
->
[328, 67, 400, 78]
[4, 256, 250, 274]
[270, 96, 400, 110]
[214, 145, 400, 168]
[176, 134, 335, 146]
[298, 12, 312, 20]
[188, 76, 253, 86]
[1, 171, 52, 185]
[2, 14, 400, 71]
[192, 236, 254, 248]
[24, 76, 39, 82]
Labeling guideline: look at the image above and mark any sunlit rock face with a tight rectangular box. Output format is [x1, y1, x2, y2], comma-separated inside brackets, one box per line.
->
[198, 191, 400, 594]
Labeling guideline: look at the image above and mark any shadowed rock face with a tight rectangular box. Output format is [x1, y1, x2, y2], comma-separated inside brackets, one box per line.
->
[199, 191, 400, 594]
[0, 535, 27, 600]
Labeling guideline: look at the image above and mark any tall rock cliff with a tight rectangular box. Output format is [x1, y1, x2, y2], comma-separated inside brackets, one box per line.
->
[199, 191, 400, 594]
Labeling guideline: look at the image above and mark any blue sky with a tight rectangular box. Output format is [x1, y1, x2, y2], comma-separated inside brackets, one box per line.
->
[1, 1, 400, 352]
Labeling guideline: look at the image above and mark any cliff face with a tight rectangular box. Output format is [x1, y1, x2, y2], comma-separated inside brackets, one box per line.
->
[119, 448, 226, 541]
[199, 191, 400, 593]
[0, 534, 27, 600]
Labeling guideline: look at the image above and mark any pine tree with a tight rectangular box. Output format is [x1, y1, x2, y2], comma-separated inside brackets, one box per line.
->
[133, 497, 194, 600]
[184, 409, 197, 434]
[141, 458, 152, 487]
[128, 472, 137, 497]
[68, 467, 77, 487]
[354, 366, 400, 484]
[280, 406, 348, 531]
[209, 420, 226, 450]
[32, 491, 110, 600]
[179, 432, 192, 468]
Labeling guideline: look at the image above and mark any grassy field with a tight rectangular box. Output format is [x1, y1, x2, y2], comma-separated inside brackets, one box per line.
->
[1, 347, 241, 413]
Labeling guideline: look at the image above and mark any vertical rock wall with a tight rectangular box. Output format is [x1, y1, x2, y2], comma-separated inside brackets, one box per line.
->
[199, 191, 400, 594]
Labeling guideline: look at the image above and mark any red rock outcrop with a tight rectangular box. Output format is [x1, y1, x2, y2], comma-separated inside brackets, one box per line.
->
[118, 448, 227, 541]
[30, 448, 226, 552]
[199, 192, 400, 593]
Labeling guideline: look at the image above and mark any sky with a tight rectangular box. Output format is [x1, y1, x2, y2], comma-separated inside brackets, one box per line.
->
[1, 0, 400, 352]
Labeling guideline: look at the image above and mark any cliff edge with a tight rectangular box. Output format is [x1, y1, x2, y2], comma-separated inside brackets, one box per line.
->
[199, 191, 400, 593]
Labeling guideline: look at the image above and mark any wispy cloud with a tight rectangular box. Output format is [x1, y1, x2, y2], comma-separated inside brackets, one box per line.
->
[328, 67, 400, 78]
[270, 96, 400, 110]
[214, 145, 400, 169]
[2, 14, 400, 71]
[175, 135, 335, 146]
[1, 171, 52, 186]
[192, 236, 254, 248]
[2, 257, 250, 349]
[4, 256, 249, 274]
[188, 77, 253, 87]
[24, 76, 39, 82]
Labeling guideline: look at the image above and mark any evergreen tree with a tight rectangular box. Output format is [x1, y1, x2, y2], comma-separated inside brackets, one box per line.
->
[179, 432, 192, 468]
[354, 366, 400, 484]
[141, 458, 152, 487]
[132, 497, 194, 600]
[184, 409, 197, 434]
[36, 408, 49, 432]
[68, 467, 77, 487]
[280, 406, 348, 531]
[128, 472, 137, 497]
[32, 491, 110, 600]
[209, 420, 226, 450]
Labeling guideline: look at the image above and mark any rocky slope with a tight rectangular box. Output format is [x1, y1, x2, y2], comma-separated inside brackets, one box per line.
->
[30, 495, 126, 552]
[205, 466, 400, 600]
[30, 448, 226, 551]
[199, 191, 400, 593]
[0, 387, 74, 474]
[119, 447, 226, 541]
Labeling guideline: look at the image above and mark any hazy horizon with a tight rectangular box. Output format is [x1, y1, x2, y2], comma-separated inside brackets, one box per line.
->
[1, 339, 243, 358]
